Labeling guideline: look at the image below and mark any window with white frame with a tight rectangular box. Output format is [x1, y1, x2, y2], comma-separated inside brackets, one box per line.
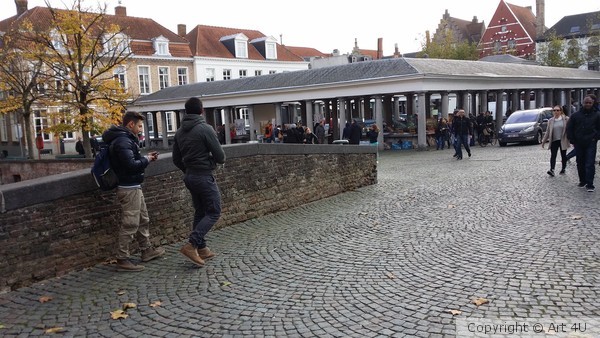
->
[54, 64, 69, 92]
[138, 66, 151, 94]
[114, 65, 126, 88]
[255, 70, 262, 76]
[235, 40, 248, 58]
[239, 69, 247, 78]
[34, 110, 51, 141]
[237, 108, 249, 127]
[158, 66, 170, 90]
[588, 37, 599, 59]
[152, 36, 171, 56]
[11, 112, 20, 142]
[206, 68, 215, 82]
[59, 109, 74, 140]
[507, 39, 516, 49]
[104, 33, 130, 54]
[269, 70, 276, 74]
[165, 112, 175, 132]
[266, 42, 277, 59]
[50, 30, 65, 51]
[177, 67, 188, 85]
[223, 69, 231, 80]
[147, 114, 154, 134]
[0, 114, 7, 142]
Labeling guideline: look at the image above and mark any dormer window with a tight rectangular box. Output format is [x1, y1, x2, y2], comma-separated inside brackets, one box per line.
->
[220, 33, 248, 58]
[249, 36, 278, 60]
[152, 36, 171, 56]
[104, 33, 130, 54]
[50, 29, 65, 52]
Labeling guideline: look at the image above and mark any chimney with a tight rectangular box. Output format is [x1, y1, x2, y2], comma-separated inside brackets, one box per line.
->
[394, 43, 401, 58]
[377, 38, 383, 59]
[177, 24, 187, 37]
[536, 0, 545, 37]
[472, 16, 478, 24]
[15, 0, 27, 16]
[115, 5, 127, 16]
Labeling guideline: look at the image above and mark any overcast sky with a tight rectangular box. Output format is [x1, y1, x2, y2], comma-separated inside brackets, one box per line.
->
[1, 0, 598, 55]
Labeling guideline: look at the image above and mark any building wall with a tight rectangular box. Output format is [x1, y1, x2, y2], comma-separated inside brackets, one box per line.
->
[194, 57, 308, 82]
[0, 158, 91, 184]
[0, 144, 377, 291]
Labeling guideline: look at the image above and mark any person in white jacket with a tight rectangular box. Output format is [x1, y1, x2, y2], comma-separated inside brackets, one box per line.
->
[541, 105, 570, 176]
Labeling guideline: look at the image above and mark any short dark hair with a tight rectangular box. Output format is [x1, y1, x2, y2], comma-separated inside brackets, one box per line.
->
[122, 111, 144, 126]
[185, 97, 204, 115]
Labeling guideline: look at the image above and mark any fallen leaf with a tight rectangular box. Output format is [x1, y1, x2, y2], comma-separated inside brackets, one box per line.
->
[0, 324, 5, 329]
[448, 204, 456, 209]
[149, 301, 162, 308]
[472, 297, 489, 306]
[103, 259, 117, 265]
[39, 296, 53, 303]
[386, 272, 396, 279]
[122, 303, 137, 310]
[571, 215, 583, 220]
[110, 309, 128, 320]
[44, 327, 65, 334]
[220, 281, 232, 287]
[116, 290, 126, 296]
[448, 309, 462, 315]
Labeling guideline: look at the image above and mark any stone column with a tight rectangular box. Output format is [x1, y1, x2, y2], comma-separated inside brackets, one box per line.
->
[523, 89, 531, 110]
[248, 105, 256, 141]
[475, 90, 488, 115]
[275, 103, 282, 127]
[495, 91, 503, 132]
[425, 93, 432, 119]
[393, 96, 400, 120]
[141, 113, 150, 149]
[373, 95, 384, 150]
[339, 98, 347, 140]
[305, 101, 314, 131]
[535, 89, 543, 108]
[223, 107, 231, 144]
[545, 89, 553, 107]
[441, 92, 449, 119]
[417, 92, 427, 149]
[160, 111, 169, 149]
[405, 92, 414, 115]
[151, 112, 159, 139]
[512, 89, 520, 111]
[461, 92, 470, 115]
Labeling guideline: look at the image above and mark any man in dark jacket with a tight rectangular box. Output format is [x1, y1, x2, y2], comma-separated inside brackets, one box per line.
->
[452, 109, 472, 160]
[349, 120, 362, 145]
[314, 119, 326, 144]
[102, 111, 164, 272]
[566, 95, 600, 192]
[173, 97, 226, 267]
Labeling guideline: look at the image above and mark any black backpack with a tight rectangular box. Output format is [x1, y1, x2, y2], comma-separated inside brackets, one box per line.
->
[90, 144, 118, 191]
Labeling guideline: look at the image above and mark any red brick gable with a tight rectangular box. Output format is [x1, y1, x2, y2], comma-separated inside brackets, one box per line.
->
[186, 24, 304, 62]
[0, 6, 192, 58]
[478, 0, 537, 59]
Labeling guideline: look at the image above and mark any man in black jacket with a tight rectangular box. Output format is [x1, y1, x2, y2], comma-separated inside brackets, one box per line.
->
[173, 97, 226, 267]
[102, 111, 164, 271]
[452, 109, 472, 160]
[566, 95, 600, 192]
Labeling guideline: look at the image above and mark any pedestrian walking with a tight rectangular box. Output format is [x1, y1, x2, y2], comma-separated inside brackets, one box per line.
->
[566, 95, 600, 192]
[452, 109, 472, 160]
[173, 97, 226, 266]
[541, 105, 569, 176]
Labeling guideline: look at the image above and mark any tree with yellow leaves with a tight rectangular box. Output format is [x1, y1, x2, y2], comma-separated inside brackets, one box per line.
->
[2, 0, 133, 158]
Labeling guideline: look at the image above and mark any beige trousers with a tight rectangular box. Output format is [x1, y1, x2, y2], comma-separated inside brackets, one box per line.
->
[116, 187, 151, 260]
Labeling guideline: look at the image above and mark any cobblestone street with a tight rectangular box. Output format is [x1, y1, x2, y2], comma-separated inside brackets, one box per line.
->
[1, 144, 599, 337]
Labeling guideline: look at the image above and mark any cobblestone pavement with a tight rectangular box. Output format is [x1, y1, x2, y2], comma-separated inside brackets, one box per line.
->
[1, 144, 600, 337]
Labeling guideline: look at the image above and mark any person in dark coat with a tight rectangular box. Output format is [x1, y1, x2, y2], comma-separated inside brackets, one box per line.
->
[348, 120, 362, 145]
[75, 137, 85, 155]
[342, 122, 351, 140]
[452, 109, 472, 160]
[314, 119, 326, 144]
[102, 111, 165, 271]
[566, 95, 600, 192]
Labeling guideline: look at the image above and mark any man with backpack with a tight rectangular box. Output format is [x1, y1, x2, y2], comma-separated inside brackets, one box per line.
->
[102, 111, 165, 271]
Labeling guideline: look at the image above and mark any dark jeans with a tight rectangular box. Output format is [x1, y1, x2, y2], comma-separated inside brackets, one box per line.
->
[566, 148, 576, 160]
[456, 134, 471, 158]
[549, 140, 567, 171]
[183, 173, 222, 249]
[574, 142, 597, 187]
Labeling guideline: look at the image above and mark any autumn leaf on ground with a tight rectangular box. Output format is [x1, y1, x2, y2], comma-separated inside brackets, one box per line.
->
[571, 215, 583, 220]
[0, 324, 5, 329]
[39, 296, 53, 303]
[110, 309, 128, 320]
[448, 204, 456, 209]
[472, 297, 489, 306]
[44, 327, 65, 334]
[116, 290, 126, 295]
[149, 301, 162, 308]
[122, 303, 137, 310]
[386, 272, 396, 279]
[220, 281, 232, 287]
[448, 309, 462, 315]
[103, 259, 117, 265]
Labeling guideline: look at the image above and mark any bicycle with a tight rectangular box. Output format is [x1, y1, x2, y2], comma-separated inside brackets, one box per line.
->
[478, 127, 497, 147]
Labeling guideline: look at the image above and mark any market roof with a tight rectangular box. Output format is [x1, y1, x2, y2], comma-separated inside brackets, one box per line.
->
[132, 57, 600, 112]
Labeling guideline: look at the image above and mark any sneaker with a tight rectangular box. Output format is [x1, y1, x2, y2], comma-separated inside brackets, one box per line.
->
[547, 169, 555, 177]
[116, 259, 144, 272]
[578, 182, 586, 188]
[559, 169, 566, 175]
[141, 246, 165, 262]
[586, 185, 595, 192]
[180, 243, 205, 266]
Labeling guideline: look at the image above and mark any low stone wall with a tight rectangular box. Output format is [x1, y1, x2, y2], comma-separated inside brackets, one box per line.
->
[0, 158, 92, 185]
[0, 143, 377, 292]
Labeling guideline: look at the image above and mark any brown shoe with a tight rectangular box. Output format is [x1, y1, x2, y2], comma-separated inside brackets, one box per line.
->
[180, 243, 205, 266]
[116, 259, 144, 272]
[197, 247, 216, 260]
[141, 246, 165, 262]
